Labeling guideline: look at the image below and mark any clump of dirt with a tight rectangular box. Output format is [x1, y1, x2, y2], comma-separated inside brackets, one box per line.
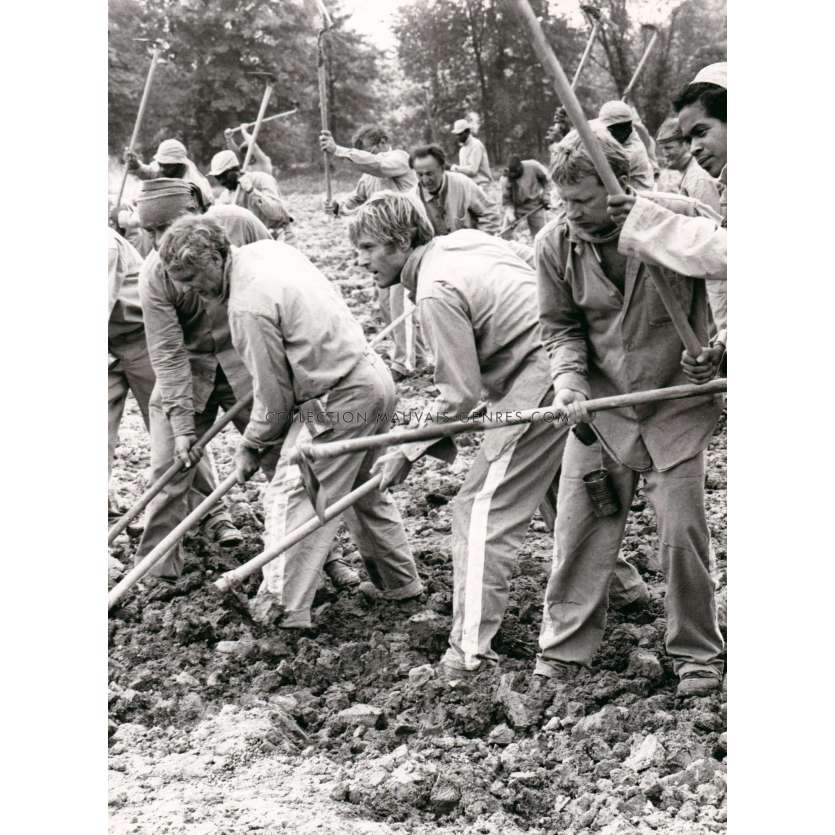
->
[108, 176, 727, 834]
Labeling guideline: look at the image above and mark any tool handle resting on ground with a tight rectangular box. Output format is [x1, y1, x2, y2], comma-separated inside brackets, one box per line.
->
[109, 473, 239, 611]
[108, 396, 253, 543]
[510, 0, 701, 358]
[214, 474, 383, 591]
[234, 82, 274, 205]
[290, 380, 726, 464]
[115, 47, 161, 213]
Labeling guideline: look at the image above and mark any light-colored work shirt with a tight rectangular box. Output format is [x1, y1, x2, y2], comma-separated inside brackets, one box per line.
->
[216, 171, 290, 231]
[452, 135, 493, 186]
[138, 207, 271, 436]
[536, 215, 722, 473]
[225, 240, 370, 451]
[338, 148, 418, 213]
[623, 132, 655, 191]
[400, 230, 552, 462]
[418, 172, 501, 236]
[500, 160, 552, 215]
[108, 229, 145, 342]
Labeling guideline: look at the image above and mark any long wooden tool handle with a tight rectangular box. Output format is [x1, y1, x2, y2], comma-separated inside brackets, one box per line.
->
[214, 474, 383, 592]
[108, 395, 253, 544]
[239, 107, 298, 131]
[318, 35, 333, 205]
[500, 206, 543, 238]
[115, 48, 161, 211]
[235, 83, 273, 205]
[291, 379, 726, 463]
[109, 473, 238, 610]
[622, 29, 659, 101]
[368, 307, 414, 348]
[510, 0, 701, 357]
[571, 19, 600, 89]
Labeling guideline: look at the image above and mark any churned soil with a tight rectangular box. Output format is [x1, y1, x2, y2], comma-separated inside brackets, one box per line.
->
[108, 175, 727, 835]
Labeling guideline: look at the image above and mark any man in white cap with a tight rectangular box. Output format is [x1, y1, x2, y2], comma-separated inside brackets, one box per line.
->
[319, 124, 428, 382]
[450, 119, 493, 187]
[208, 149, 291, 237]
[609, 62, 727, 379]
[124, 138, 214, 206]
[348, 192, 649, 678]
[155, 215, 424, 627]
[596, 101, 654, 191]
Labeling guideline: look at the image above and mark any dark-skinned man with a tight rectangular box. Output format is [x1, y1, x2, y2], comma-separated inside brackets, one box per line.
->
[450, 119, 492, 187]
[499, 156, 552, 238]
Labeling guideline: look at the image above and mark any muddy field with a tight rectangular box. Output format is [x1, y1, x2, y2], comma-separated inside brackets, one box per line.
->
[108, 174, 727, 834]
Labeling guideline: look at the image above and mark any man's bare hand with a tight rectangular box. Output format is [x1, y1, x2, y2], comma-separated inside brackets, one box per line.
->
[123, 148, 140, 170]
[607, 193, 637, 225]
[372, 450, 413, 491]
[234, 445, 261, 485]
[552, 389, 591, 426]
[324, 198, 340, 216]
[319, 130, 337, 155]
[681, 345, 724, 384]
[174, 434, 202, 468]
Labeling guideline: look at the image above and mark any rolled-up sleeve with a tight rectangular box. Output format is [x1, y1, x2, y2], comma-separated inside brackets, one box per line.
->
[337, 148, 410, 179]
[535, 234, 590, 397]
[139, 264, 196, 436]
[619, 197, 727, 280]
[229, 308, 294, 451]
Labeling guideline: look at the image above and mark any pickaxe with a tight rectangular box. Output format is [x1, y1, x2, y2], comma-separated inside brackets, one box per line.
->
[316, 0, 334, 205]
[510, 0, 703, 359]
[229, 101, 299, 134]
[291, 380, 727, 513]
[499, 206, 547, 239]
[571, 5, 603, 89]
[621, 23, 660, 102]
[234, 71, 276, 204]
[114, 41, 162, 213]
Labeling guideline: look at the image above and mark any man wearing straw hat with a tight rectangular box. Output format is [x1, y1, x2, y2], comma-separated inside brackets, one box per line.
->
[531, 128, 724, 701]
[450, 118, 493, 187]
[346, 192, 648, 678]
[155, 215, 424, 627]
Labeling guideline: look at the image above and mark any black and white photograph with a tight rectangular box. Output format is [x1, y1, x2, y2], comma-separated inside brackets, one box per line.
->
[90, 0, 791, 831]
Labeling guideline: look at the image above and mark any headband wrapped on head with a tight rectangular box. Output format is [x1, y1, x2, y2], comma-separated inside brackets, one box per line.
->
[136, 178, 199, 228]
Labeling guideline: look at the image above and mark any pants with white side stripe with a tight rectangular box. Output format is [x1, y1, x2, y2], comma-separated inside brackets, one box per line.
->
[258, 351, 423, 628]
[442, 414, 648, 671]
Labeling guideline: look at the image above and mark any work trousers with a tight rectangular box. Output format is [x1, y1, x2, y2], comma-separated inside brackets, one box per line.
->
[536, 434, 724, 678]
[258, 351, 423, 627]
[377, 284, 430, 376]
[136, 367, 278, 578]
[108, 332, 155, 483]
[442, 414, 648, 672]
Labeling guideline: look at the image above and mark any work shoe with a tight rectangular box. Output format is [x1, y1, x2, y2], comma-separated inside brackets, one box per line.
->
[526, 662, 579, 721]
[676, 670, 722, 698]
[324, 557, 361, 589]
[212, 520, 244, 547]
[108, 508, 144, 539]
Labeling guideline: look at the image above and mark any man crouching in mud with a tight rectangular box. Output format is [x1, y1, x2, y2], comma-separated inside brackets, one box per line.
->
[156, 215, 423, 629]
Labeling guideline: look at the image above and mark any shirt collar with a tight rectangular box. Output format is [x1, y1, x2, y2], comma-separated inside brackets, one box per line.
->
[400, 241, 434, 301]
[422, 174, 447, 203]
[221, 246, 238, 301]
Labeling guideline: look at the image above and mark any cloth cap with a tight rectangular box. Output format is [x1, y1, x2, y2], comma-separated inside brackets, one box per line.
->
[691, 62, 727, 89]
[451, 119, 471, 134]
[135, 178, 198, 228]
[598, 100, 633, 127]
[153, 139, 188, 164]
[656, 116, 684, 143]
[208, 149, 240, 176]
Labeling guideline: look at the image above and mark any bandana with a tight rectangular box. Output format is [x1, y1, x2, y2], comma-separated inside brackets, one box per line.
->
[135, 178, 198, 228]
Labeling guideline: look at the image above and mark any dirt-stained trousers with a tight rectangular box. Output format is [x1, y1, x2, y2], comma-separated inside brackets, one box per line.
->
[442, 410, 647, 672]
[536, 433, 724, 679]
[258, 351, 423, 627]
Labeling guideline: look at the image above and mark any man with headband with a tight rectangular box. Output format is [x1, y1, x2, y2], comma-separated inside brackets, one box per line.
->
[154, 215, 424, 627]
[531, 129, 724, 703]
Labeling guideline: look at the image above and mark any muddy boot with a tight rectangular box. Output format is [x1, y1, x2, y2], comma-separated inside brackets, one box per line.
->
[324, 556, 360, 590]
[210, 519, 244, 548]
[526, 662, 580, 723]
[676, 670, 722, 698]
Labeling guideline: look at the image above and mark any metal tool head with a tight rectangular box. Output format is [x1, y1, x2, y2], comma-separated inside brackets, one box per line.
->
[580, 4, 602, 21]
[296, 447, 329, 523]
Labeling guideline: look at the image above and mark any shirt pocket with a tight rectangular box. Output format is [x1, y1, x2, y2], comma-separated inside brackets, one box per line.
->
[645, 274, 693, 327]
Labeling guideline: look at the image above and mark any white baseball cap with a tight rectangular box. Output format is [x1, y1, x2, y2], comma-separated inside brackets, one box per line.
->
[208, 149, 240, 176]
[451, 119, 472, 134]
[598, 100, 633, 127]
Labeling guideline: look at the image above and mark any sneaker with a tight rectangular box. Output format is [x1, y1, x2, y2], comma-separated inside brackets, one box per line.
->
[324, 557, 361, 589]
[212, 520, 244, 547]
[676, 670, 722, 698]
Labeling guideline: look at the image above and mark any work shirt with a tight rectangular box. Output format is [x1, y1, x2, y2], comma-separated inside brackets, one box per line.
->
[108, 229, 145, 343]
[452, 135, 493, 186]
[224, 240, 369, 451]
[138, 206, 271, 436]
[536, 212, 722, 472]
[338, 148, 418, 212]
[133, 159, 215, 206]
[623, 132, 655, 191]
[677, 157, 725, 345]
[400, 229, 552, 462]
[418, 172, 501, 236]
[216, 171, 290, 230]
[500, 160, 552, 215]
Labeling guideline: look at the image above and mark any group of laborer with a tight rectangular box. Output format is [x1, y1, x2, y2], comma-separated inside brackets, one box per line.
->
[108, 60, 728, 706]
